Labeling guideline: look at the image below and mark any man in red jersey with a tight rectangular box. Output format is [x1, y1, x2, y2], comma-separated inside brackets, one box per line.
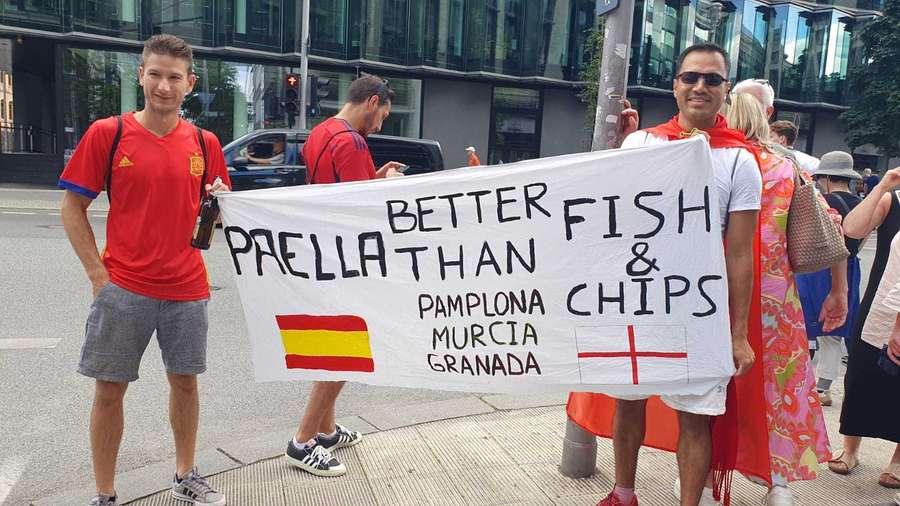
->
[285, 74, 404, 477]
[59, 34, 229, 506]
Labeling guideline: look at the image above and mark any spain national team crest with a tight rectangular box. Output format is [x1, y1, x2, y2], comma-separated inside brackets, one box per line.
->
[189, 153, 204, 176]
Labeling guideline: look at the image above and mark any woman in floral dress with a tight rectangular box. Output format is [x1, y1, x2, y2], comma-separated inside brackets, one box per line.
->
[725, 93, 845, 505]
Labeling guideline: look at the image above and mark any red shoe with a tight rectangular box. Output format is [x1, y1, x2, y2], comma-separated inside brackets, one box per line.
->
[597, 491, 639, 506]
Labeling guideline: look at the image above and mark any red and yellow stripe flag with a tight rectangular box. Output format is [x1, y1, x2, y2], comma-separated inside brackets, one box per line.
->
[275, 314, 375, 373]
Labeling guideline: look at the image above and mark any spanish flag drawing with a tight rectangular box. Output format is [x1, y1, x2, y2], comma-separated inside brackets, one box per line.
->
[275, 314, 375, 373]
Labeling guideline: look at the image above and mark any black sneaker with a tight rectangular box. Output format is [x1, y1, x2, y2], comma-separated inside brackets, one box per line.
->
[316, 423, 362, 451]
[285, 438, 346, 477]
[172, 467, 226, 505]
[89, 495, 117, 506]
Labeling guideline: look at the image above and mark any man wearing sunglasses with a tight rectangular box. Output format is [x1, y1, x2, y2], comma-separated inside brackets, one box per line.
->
[567, 43, 762, 506]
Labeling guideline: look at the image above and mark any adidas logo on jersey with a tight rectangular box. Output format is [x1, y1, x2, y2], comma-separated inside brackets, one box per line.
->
[118, 156, 134, 167]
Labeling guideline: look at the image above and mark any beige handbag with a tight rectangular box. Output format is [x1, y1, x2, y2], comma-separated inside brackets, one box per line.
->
[786, 167, 849, 273]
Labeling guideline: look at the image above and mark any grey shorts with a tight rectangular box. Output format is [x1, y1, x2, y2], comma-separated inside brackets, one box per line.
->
[78, 282, 209, 383]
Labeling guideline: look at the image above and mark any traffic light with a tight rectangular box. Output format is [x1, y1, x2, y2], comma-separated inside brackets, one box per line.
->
[308, 75, 331, 118]
[283, 73, 300, 128]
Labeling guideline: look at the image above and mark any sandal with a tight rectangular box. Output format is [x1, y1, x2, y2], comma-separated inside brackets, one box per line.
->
[828, 451, 859, 475]
[879, 463, 900, 489]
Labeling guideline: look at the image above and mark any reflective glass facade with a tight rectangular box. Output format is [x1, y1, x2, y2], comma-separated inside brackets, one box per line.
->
[628, 0, 869, 105]
[0, 1, 595, 80]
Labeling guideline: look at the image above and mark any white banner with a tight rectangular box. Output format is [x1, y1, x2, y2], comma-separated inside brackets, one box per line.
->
[218, 136, 735, 396]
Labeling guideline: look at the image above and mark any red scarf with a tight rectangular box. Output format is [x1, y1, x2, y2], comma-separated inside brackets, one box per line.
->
[647, 113, 764, 170]
[567, 114, 769, 505]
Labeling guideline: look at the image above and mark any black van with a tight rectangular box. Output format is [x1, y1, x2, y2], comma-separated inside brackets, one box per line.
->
[223, 129, 445, 191]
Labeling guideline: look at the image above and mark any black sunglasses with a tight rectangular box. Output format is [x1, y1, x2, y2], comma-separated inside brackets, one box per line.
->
[676, 71, 728, 87]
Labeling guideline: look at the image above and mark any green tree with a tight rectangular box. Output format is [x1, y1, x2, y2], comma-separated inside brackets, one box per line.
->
[841, 0, 900, 164]
[579, 17, 605, 130]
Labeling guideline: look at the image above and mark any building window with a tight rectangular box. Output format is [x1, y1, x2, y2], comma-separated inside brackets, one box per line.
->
[489, 87, 542, 164]
[736, 0, 770, 82]
[483, 0, 525, 75]
[71, 0, 140, 40]
[310, 0, 349, 58]
[230, 0, 283, 51]
[363, 0, 409, 64]
[153, 0, 215, 46]
[1, 98, 5, 120]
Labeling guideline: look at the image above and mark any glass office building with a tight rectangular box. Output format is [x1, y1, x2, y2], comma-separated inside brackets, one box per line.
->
[0, 0, 884, 183]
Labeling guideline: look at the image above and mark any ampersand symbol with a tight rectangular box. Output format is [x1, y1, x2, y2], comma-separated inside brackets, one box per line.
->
[626, 242, 660, 276]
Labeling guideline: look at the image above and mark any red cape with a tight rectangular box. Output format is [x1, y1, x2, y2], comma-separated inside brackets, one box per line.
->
[567, 115, 769, 505]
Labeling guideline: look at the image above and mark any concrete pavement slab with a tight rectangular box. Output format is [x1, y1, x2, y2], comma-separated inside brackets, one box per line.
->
[122, 404, 900, 506]
[358, 396, 495, 430]
[480, 392, 568, 410]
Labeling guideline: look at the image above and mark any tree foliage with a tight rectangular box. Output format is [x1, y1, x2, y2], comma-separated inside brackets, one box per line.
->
[579, 17, 605, 129]
[841, 0, 900, 160]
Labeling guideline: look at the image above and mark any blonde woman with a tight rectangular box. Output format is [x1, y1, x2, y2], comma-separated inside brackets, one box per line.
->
[723, 92, 843, 505]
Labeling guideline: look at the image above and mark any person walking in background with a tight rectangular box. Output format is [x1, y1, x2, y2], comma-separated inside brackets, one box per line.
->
[724, 92, 843, 506]
[770, 120, 819, 175]
[828, 166, 900, 492]
[794, 152, 863, 407]
[59, 34, 230, 506]
[466, 146, 481, 167]
[864, 168, 881, 196]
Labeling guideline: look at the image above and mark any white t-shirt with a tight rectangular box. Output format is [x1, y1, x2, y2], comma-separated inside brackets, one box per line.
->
[792, 150, 820, 175]
[621, 131, 762, 232]
[863, 233, 900, 349]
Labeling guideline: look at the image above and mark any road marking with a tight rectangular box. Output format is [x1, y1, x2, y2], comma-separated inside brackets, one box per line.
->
[0, 338, 62, 350]
[47, 212, 60, 216]
[1, 211, 35, 215]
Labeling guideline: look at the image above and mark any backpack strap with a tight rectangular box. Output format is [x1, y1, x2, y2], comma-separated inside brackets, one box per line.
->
[830, 191, 852, 216]
[196, 126, 209, 202]
[309, 129, 354, 184]
[105, 115, 124, 201]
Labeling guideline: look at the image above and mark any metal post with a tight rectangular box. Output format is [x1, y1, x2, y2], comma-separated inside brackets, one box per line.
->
[591, 0, 635, 152]
[298, 0, 310, 130]
[559, 0, 635, 478]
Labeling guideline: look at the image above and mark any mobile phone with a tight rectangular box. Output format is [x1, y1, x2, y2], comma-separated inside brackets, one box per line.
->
[878, 345, 900, 377]
[395, 163, 409, 173]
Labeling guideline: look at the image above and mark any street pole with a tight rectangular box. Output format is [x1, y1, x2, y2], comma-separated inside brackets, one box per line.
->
[559, 0, 635, 479]
[298, 0, 310, 130]
[590, 0, 635, 152]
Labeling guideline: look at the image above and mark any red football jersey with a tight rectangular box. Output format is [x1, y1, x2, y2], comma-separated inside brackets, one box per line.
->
[59, 112, 231, 301]
[302, 117, 376, 184]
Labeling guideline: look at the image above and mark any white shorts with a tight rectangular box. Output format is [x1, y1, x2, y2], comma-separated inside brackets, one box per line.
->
[610, 383, 727, 416]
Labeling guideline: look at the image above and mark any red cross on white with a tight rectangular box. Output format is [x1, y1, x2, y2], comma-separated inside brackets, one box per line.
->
[575, 325, 689, 385]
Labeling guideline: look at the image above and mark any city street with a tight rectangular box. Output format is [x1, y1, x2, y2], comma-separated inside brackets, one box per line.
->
[0, 187, 886, 505]
[0, 189, 474, 506]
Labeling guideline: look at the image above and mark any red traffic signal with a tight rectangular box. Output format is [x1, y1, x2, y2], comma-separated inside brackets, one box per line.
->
[285, 74, 299, 89]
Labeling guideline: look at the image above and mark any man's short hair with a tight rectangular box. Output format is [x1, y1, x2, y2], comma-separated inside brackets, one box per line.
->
[676, 43, 729, 74]
[770, 120, 798, 146]
[141, 34, 193, 72]
[733, 79, 775, 108]
[347, 74, 396, 106]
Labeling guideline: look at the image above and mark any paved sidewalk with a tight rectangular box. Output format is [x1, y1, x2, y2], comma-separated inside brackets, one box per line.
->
[119, 400, 897, 506]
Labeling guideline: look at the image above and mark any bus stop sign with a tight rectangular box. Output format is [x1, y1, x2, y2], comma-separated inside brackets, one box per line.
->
[596, 0, 619, 15]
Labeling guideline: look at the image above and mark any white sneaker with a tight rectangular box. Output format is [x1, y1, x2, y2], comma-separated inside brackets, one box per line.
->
[673, 478, 721, 505]
[765, 486, 795, 506]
